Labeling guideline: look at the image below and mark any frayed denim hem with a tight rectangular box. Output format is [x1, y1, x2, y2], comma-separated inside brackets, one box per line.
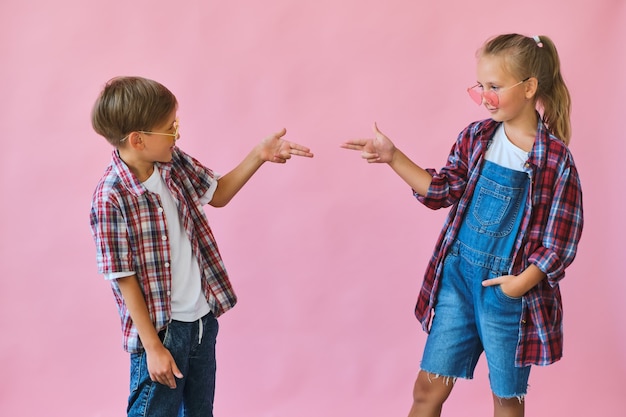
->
[494, 394, 526, 405]
[420, 368, 528, 402]
[420, 369, 464, 386]
[494, 386, 529, 404]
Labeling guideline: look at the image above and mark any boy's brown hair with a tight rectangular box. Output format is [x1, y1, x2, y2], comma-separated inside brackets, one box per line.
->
[91, 76, 178, 147]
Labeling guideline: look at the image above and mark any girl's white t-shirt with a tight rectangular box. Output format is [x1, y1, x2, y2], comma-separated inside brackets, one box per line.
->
[485, 124, 530, 172]
[105, 167, 217, 322]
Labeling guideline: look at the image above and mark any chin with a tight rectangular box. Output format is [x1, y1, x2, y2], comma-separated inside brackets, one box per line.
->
[489, 112, 505, 122]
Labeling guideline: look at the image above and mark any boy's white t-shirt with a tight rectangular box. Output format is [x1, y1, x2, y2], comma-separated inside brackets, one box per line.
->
[105, 167, 217, 322]
[485, 124, 530, 172]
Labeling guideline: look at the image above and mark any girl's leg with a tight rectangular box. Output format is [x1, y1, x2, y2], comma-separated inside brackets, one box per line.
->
[411, 243, 482, 416]
[477, 284, 530, 414]
[407, 371, 455, 417]
[492, 394, 524, 417]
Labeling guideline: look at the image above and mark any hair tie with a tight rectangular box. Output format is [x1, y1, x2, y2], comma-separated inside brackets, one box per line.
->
[532, 35, 544, 48]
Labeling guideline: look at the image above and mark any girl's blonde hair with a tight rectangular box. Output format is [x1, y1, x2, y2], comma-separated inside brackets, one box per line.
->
[479, 34, 572, 145]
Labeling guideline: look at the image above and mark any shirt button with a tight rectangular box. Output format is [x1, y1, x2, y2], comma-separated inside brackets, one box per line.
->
[158, 207, 164, 213]
[164, 262, 170, 268]
[162, 235, 167, 241]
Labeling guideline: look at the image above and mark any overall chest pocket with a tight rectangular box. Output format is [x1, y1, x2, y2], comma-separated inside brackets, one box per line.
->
[467, 177, 524, 238]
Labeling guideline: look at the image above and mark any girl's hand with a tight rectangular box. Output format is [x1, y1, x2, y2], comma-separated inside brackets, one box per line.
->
[258, 128, 314, 163]
[482, 265, 546, 298]
[482, 274, 526, 298]
[341, 123, 397, 163]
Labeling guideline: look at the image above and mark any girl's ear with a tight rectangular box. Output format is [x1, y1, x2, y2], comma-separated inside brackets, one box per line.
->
[525, 77, 539, 100]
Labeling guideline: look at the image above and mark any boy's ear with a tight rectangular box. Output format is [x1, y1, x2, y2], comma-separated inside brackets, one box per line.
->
[525, 77, 539, 100]
[127, 132, 145, 150]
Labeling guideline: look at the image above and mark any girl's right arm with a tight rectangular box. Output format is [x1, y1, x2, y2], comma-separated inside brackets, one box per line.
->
[117, 275, 183, 389]
[386, 148, 433, 196]
[341, 123, 433, 196]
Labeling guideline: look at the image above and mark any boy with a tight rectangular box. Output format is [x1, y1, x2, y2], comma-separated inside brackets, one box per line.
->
[89, 76, 313, 417]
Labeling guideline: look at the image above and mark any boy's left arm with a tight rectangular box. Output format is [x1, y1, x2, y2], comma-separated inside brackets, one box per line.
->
[209, 128, 313, 207]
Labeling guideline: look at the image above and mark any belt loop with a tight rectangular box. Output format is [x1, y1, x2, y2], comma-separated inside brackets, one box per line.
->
[198, 317, 203, 344]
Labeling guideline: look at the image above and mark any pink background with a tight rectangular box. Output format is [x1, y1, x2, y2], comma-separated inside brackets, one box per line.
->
[1, 1, 624, 416]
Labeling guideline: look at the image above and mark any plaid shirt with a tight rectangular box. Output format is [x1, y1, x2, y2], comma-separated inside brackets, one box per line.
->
[90, 147, 237, 353]
[414, 117, 584, 366]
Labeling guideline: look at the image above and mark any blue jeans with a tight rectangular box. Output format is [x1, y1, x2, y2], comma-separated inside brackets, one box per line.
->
[127, 313, 219, 417]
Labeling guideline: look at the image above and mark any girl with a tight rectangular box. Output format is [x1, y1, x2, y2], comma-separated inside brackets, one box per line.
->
[342, 34, 584, 417]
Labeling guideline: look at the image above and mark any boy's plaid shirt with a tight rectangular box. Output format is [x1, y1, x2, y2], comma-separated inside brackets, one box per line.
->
[414, 117, 584, 367]
[90, 147, 237, 353]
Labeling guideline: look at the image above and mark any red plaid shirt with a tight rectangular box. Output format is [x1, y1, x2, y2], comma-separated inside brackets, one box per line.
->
[415, 117, 584, 366]
[90, 147, 237, 353]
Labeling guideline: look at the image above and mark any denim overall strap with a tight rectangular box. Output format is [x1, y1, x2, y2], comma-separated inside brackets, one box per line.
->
[456, 160, 530, 268]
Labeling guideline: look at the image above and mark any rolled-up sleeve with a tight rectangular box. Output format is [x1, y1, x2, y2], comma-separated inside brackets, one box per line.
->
[416, 128, 475, 210]
[529, 163, 584, 286]
[90, 195, 134, 275]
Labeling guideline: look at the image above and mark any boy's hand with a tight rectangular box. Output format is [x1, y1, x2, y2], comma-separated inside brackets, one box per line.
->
[258, 128, 314, 163]
[341, 123, 397, 163]
[146, 344, 184, 389]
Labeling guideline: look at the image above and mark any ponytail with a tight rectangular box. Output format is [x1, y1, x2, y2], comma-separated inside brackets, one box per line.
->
[534, 36, 572, 145]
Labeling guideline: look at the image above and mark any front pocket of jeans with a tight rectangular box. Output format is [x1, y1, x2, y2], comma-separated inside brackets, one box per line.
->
[494, 284, 522, 302]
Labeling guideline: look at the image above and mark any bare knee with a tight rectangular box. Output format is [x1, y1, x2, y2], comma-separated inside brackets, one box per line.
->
[412, 371, 455, 408]
[492, 393, 525, 417]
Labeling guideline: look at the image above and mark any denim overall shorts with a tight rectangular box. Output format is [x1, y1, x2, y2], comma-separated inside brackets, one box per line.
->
[420, 160, 531, 399]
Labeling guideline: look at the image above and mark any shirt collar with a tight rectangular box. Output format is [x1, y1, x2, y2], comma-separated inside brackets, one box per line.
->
[110, 150, 174, 196]
[527, 116, 552, 170]
[477, 114, 553, 170]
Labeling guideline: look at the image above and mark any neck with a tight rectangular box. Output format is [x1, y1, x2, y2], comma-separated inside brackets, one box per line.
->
[502, 110, 538, 152]
[118, 148, 155, 182]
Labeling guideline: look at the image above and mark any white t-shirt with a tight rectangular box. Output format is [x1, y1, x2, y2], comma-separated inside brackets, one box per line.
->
[106, 167, 217, 322]
[484, 124, 530, 172]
